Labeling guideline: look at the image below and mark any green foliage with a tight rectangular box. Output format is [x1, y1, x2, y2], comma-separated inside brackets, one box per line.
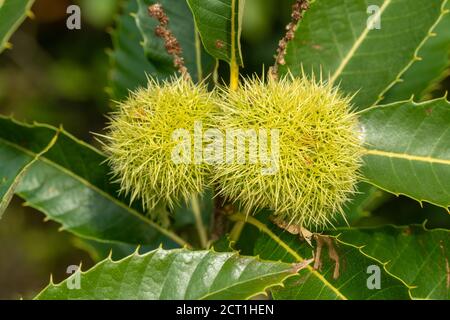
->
[252, 223, 410, 300]
[281, 0, 447, 109]
[360, 98, 450, 210]
[135, 0, 212, 81]
[0, 116, 186, 247]
[383, 2, 450, 102]
[0, 128, 58, 218]
[334, 182, 387, 227]
[36, 248, 304, 299]
[187, 0, 244, 65]
[0, 0, 34, 53]
[331, 225, 450, 299]
[108, 0, 160, 101]
[1, 0, 450, 301]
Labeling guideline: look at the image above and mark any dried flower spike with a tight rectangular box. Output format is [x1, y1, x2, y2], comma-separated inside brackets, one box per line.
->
[270, 0, 310, 80]
[148, 3, 190, 79]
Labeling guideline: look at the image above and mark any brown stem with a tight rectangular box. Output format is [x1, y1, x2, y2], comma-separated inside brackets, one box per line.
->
[269, 0, 310, 80]
[148, 3, 191, 80]
[210, 195, 233, 242]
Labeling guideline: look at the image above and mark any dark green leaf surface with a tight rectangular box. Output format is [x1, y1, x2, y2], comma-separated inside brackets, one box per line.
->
[173, 190, 213, 230]
[383, 3, 450, 102]
[335, 182, 385, 226]
[108, 0, 162, 101]
[360, 98, 450, 209]
[282, 0, 447, 109]
[135, 0, 212, 80]
[0, 116, 186, 247]
[0, 143, 35, 218]
[187, 0, 244, 65]
[333, 225, 450, 299]
[0, 0, 34, 53]
[36, 248, 301, 300]
[253, 224, 410, 300]
[0, 130, 58, 218]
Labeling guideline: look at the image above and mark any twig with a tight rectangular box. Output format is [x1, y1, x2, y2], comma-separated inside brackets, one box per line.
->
[194, 26, 203, 82]
[191, 193, 208, 249]
[210, 195, 233, 242]
[229, 220, 245, 243]
[229, 0, 239, 90]
[148, 3, 191, 80]
[269, 0, 310, 80]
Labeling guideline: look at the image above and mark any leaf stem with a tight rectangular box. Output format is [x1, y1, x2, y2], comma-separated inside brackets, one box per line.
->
[229, 60, 239, 90]
[213, 59, 220, 86]
[229, 220, 245, 243]
[191, 193, 208, 248]
[229, 0, 239, 90]
[194, 26, 203, 82]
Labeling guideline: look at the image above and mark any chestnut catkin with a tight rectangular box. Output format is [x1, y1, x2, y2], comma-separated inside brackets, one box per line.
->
[103, 77, 215, 220]
[213, 75, 364, 229]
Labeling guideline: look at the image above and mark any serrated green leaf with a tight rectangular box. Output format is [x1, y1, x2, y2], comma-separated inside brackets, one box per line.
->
[0, 144, 32, 217]
[383, 3, 450, 102]
[360, 97, 450, 210]
[282, 0, 447, 109]
[108, 0, 162, 101]
[0, 116, 188, 247]
[72, 238, 159, 262]
[332, 225, 450, 299]
[0, 129, 58, 219]
[35, 248, 304, 300]
[135, 0, 213, 81]
[212, 235, 236, 253]
[0, 0, 34, 53]
[252, 223, 410, 300]
[186, 0, 244, 66]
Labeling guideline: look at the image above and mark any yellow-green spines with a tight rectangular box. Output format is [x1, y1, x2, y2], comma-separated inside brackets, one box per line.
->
[103, 77, 215, 219]
[213, 75, 364, 229]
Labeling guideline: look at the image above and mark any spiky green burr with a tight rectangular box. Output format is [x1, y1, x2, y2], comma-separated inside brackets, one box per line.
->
[213, 75, 364, 229]
[103, 77, 215, 220]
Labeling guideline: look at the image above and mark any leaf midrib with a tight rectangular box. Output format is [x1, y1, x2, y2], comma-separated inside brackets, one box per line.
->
[231, 214, 348, 300]
[199, 267, 293, 300]
[330, 0, 392, 84]
[364, 149, 450, 165]
[36, 249, 295, 300]
[0, 136, 187, 247]
[0, 0, 35, 51]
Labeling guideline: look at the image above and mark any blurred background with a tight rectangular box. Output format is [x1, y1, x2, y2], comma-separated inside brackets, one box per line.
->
[0, 0, 449, 299]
